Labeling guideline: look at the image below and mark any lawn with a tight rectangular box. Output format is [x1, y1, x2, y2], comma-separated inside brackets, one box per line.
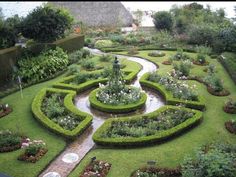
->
[69, 50, 236, 177]
[0, 55, 141, 177]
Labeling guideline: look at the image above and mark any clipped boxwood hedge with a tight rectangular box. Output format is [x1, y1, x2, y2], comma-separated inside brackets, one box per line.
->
[140, 73, 205, 110]
[93, 105, 203, 146]
[52, 70, 139, 93]
[31, 88, 92, 139]
[89, 88, 147, 113]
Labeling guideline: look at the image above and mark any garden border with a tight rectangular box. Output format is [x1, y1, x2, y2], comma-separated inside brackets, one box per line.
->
[92, 105, 203, 146]
[139, 73, 206, 110]
[31, 88, 92, 139]
[89, 88, 147, 113]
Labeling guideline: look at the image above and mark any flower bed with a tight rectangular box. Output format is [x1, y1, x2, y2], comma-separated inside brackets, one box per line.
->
[93, 105, 203, 146]
[225, 120, 236, 134]
[79, 160, 112, 177]
[18, 139, 47, 163]
[0, 130, 26, 153]
[52, 70, 139, 93]
[140, 73, 205, 110]
[89, 87, 147, 113]
[32, 88, 92, 139]
[0, 104, 12, 118]
[223, 99, 236, 114]
[193, 60, 209, 66]
[148, 51, 166, 57]
[162, 60, 172, 65]
[131, 166, 181, 177]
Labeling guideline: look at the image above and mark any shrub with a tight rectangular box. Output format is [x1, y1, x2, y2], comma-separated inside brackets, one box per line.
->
[99, 54, 114, 62]
[95, 40, 113, 48]
[73, 72, 100, 84]
[81, 48, 91, 58]
[84, 37, 95, 48]
[20, 5, 73, 42]
[0, 25, 17, 49]
[68, 50, 83, 64]
[206, 64, 216, 74]
[152, 30, 175, 46]
[67, 64, 80, 75]
[203, 73, 224, 92]
[127, 46, 139, 55]
[181, 143, 236, 177]
[173, 60, 192, 77]
[148, 51, 166, 57]
[173, 48, 191, 61]
[187, 24, 218, 46]
[81, 60, 95, 70]
[0, 130, 21, 149]
[153, 11, 173, 31]
[14, 47, 68, 84]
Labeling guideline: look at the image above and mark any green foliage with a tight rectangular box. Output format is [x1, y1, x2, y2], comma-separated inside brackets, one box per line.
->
[32, 88, 92, 138]
[148, 51, 166, 57]
[95, 40, 113, 48]
[173, 60, 192, 77]
[81, 60, 95, 70]
[203, 73, 224, 92]
[67, 64, 80, 75]
[73, 72, 100, 84]
[181, 143, 236, 177]
[20, 5, 73, 42]
[0, 130, 21, 148]
[14, 47, 68, 84]
[153, 11, 173, 31]
[99, 54, 114, 62]
[25, 142, 44, 156]
[187, 24, 218, 46]
[127, 46, 139, 55]
[151, 30, 175, 46]
[93, 106, 203, 146]
[68, 50, 83, 64]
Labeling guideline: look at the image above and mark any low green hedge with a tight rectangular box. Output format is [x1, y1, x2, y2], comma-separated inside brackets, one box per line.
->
[89, 88, 147, 113]
[52, 70, 139, 93]
[140, 73, 205, 110]
[31, 88, 92, 139]
[93, 105, 203, 146]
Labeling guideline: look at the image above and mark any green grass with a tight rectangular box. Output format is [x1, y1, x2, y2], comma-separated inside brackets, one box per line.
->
[69, 50, 236, 177]
[0, 74, 67, 177]
[0, 56, 141, 177]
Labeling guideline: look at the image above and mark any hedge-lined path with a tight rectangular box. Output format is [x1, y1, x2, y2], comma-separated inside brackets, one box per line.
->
[40, 48, 164, 177]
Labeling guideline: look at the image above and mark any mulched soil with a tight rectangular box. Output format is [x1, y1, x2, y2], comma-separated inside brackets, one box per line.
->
[193, 61, 209, 66]
[207, 86, 230, 96]
[223, 106, 236, 114]
[0, 137, 27, 153]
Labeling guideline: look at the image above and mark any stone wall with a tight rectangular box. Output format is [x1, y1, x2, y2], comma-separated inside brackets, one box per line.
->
[50, 1, 133, 27]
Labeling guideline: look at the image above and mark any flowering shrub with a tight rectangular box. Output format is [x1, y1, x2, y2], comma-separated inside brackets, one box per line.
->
[181, 143, 236, 177]
[173, 48, 191, 61]
[203, 73, 224, 92]
[42, 93, 81, 130]
[18, 138, 47, 163]
[81, 60, 96, 70]
[173, 60, 192, 77]
[131, 167, 181, 177]
[148, 51, 166, 57]
[102, 106, 194, 138]
[148, 72, 198, 101]
[80, 160, 111, 177]
[99, 54, 114, 62]
[127, 46, 139, 55]
[95, 40, 113, 48]
[0, 130, 22, 152]
[224, 98, 236, 114]
[97, 84, 142, 105]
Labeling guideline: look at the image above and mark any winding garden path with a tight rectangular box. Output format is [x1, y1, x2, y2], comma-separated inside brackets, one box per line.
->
[40, 48, 164, 177]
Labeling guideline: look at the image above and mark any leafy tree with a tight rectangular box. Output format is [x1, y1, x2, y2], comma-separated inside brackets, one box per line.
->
[152, 11, 173, 31]
[132, 9, 144, 26]
[20, 4, 74, 42]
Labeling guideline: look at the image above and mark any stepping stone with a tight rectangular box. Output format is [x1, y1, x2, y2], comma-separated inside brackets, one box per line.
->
[62, 153, 79, 163]
[43, 172, 61, 177]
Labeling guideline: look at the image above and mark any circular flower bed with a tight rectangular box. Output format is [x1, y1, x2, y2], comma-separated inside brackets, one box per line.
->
[89, 87, 147, 113]
[223, 99, 236, 114]
[0, 104, 12, 118]
[148, 51, 166, 57]
[225, 120, 236, 134]
[162, 60, 172, 65]
[131, 166, 181, 177]
[207, 86, 230, 96]
[0, 130, 26, 153]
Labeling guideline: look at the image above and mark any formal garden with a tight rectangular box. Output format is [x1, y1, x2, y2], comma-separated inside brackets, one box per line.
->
[0, 2, 236, 177]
